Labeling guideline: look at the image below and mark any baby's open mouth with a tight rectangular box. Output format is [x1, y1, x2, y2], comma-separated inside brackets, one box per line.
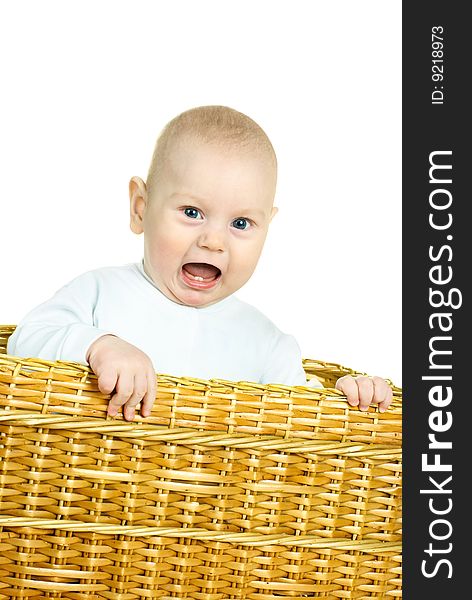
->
[181, 263, 222, 288]
[183, 262, 221, 281]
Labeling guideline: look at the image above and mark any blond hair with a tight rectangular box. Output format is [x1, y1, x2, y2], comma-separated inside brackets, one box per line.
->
[146, 105, 277, 194]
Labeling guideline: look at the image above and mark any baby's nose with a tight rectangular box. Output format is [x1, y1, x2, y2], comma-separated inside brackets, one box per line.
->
[197, 226, 226, 252]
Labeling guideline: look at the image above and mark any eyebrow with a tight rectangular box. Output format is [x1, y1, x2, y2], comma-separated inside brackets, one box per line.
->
[237, 208, 266, 218]
[171, 192, 206, 203]
[170, 193, 266, 218]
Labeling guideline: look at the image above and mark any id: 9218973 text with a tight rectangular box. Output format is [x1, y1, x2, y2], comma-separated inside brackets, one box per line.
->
[431, 26, 444, 105]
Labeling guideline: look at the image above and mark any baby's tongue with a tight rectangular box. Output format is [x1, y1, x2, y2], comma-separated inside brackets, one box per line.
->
[183, 262, 220, 280]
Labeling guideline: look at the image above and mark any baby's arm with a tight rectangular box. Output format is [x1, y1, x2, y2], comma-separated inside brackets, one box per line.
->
[260, 334, 305, 385]
[7, 271, 157, 421]
[260, 333, 393, 411]
[7, 272, 116, 365]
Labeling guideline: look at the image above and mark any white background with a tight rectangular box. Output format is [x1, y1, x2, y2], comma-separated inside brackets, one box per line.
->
[0, 0, 402, 385]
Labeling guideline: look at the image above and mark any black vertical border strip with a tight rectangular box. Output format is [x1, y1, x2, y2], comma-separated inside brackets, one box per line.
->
[403, 3, 467, 597]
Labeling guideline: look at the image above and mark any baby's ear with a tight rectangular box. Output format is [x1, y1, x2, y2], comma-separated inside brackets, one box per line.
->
[269, 206, 278, 222]
[129, 177, 148, 235]
[129, 176, 147, 200]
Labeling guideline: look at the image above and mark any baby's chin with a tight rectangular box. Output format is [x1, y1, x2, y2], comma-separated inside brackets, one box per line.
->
[161, 281, 220, 308]
[174, 289, 228, 309]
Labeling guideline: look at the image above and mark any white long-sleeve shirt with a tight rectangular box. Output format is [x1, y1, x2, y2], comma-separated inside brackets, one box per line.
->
[7, 260, 321, 387]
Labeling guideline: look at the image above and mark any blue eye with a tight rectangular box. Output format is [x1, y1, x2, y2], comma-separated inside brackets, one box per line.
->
[232, 218, 250, 230]
[184, 207, 202, 219]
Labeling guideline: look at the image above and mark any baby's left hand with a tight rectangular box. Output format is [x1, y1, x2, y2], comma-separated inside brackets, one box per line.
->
[335, 375, 393, 413]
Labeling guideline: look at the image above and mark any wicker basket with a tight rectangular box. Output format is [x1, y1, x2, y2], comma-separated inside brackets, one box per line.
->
[0, 324, 402, 599]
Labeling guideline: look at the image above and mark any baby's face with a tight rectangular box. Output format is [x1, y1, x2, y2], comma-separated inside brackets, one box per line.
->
[131, 139, 277, 308]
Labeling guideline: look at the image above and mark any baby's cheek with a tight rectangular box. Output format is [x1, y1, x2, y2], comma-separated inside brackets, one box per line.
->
[246, 242, 265, 271]
[149, 234, 179, 261]
[230, 255, 259, 286]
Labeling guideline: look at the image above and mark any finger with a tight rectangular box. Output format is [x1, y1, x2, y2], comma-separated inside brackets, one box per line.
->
[336, 375, 359, 407]
[97, 367, 118, 396]
[108, 373, 134, 416]
[123, 374, 148, 422]
[378, 386, 393, 413]
[123, 404, 136, 422]
[140, 371, 157, 417]
[356, 376, 375, 411]
[371, 376, 390, 405]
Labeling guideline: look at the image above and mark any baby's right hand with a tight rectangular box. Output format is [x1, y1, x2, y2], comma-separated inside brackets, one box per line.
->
[86, 335, 156, 421]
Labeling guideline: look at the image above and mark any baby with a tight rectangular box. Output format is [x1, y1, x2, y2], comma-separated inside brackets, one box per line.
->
[7, 105, 393, 421]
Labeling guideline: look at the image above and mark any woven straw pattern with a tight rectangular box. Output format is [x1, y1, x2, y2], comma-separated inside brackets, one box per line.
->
[0, 325, 401, 598]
